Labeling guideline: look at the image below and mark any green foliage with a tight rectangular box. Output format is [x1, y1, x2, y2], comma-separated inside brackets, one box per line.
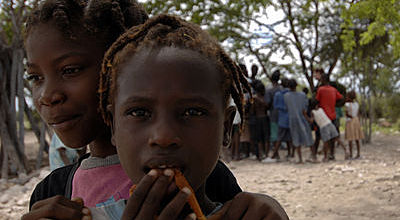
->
[341, 0, 400, 58]
[386, 93, 400, 122]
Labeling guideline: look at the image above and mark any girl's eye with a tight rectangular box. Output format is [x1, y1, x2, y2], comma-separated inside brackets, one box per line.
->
[62, 66, 82, 75]
[183, 108, 207, 117]
[26, 74, 43, 83]
[127, 108, 151, 118]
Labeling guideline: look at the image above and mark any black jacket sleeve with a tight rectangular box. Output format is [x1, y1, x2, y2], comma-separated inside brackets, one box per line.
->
[29, 164, 74, 210]
[205, 160, 242, 203]
[29, 153, 89, 210]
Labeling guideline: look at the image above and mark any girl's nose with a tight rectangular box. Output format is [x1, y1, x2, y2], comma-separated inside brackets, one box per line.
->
[148, 119, 182, 148]
[38, 82, 66, 106]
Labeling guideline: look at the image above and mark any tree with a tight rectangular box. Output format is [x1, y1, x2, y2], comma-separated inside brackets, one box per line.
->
[341, 0, 400, 58]
[340, 1, 400, 142]
[0, 0, 49, 179]
[141, 0, 350, 90]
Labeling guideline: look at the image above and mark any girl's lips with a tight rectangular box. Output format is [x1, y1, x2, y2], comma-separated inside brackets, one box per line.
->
[48, 115, 82, 131]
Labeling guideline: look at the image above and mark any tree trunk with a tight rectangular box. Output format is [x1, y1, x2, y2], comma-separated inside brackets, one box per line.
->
[0, 48, 29, 176]
[24, 98, 49, 153]
[0, 107, 26, 175]
[36, 122, 46, 170]
[16, 49, 25, 154]
[367, 58, 373, 143]
[1, 143, 8, 179]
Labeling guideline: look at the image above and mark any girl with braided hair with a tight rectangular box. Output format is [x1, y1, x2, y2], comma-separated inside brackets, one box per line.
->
[21, 1, 243, 219]
[96, 14, 288, 220]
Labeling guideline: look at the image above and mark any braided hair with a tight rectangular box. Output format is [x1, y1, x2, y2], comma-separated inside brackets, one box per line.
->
[25, 0, 148, 49]
[99, 14, 251, 126]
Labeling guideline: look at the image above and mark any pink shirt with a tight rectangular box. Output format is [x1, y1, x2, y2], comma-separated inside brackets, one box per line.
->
[72, 162, 132, 207]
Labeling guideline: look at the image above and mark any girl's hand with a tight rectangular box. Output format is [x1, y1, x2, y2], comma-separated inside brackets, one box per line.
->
[121, 169, 195, 220]
[21, 196, 90, 220]
[209, 192, 289, 220]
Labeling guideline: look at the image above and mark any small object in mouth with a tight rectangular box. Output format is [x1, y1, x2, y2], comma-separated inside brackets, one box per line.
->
[128, 169, 209, 220]
[174, 169, 207, 220]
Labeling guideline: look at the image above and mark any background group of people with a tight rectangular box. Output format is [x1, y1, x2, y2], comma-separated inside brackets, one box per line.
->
[229, 66, 365, 164]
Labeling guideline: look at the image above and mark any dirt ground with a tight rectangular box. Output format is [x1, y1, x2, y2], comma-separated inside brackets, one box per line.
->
[0, 132, 399, 219]
[227, 133, 400, 220]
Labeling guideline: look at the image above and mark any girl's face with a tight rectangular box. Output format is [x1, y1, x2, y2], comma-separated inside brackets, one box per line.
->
[26, 22, 107, 148]
[111, 47, 234, 191]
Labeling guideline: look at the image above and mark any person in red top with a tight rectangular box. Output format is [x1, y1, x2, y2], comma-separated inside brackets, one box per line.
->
[316, 74, 343, 160]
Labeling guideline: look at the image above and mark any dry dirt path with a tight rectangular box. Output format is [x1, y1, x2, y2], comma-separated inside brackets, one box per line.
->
[0, 133, 399, 219]
[228, 133, 400, 220]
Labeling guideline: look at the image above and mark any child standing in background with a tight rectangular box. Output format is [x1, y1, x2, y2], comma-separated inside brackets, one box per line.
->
[345, 91, 364, 159]
[284, 79, 314, 163]
[310, 99, 340, 162]
[271, 78, 294, 161]
[249, 81, 269, 161]
[263, 70, 281, 162]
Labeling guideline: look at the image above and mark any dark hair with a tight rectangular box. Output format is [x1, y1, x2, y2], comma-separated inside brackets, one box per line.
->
[302, 87, 309, 95]
[288, 79, 297, 89]
[281, 77, 289, 88]
[271, 70, 280, 83]
[321, 73, 330, 84]
[315, 68, 324, 74]
[251, 64, 258, 77]
[310, 98, 319, 109]
[25, 0, 148, 50]
[254, 80, 265, 96]
[99, 14, 251, 126]
[330, 81, 338, 89]
[347, 90, 356, 101]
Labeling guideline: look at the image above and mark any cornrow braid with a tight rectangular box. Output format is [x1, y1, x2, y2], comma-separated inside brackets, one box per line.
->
[99, 14, 251, 127]
[25, 0, 148, 49]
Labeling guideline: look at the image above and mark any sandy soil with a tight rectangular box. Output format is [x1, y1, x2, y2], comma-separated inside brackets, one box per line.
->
[0, 132, 399, 219]
[227, 133, 400, 220]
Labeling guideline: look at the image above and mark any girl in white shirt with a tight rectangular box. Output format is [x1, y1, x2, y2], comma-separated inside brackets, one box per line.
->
[310, 99, 348, 162]
[345, 91, 364, 159]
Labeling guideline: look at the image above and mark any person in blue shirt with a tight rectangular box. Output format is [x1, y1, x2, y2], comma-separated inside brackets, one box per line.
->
[271, 78, 294, 161]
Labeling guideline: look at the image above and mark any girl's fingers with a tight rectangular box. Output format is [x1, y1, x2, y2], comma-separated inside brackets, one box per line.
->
[207, 200, 232, 220]
[135, 169, 174, 220]
[31, 195, 81, 211]
[71, 197, 84, 206]
[241, 202, 266, 220]
[22, 202, 83, 220]
[23, 195, 84, 220]
[220, 193, 249, 220]
[121, 169, 159, 220]
[183, 213, 197, 220]
[158, 187, 192, 220]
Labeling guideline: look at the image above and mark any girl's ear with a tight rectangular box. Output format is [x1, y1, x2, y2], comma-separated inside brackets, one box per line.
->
[106, 104, 116, 146]
[223, 106, 236, 147]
